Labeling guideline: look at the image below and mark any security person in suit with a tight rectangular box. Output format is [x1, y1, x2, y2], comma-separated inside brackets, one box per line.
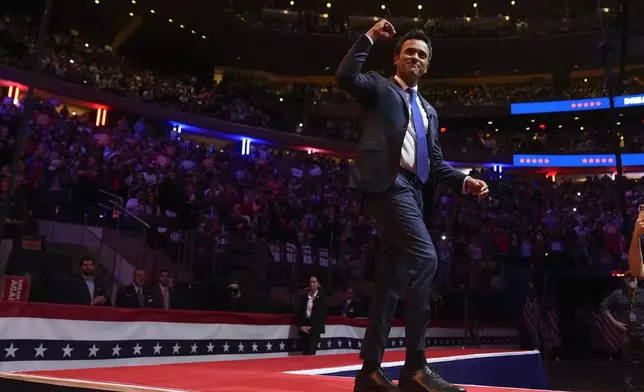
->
[601, 272, 644, 392]
[338, 287, 361, 319]
[67, 257, 110, 306]
[335, 19, 488, 392]
[115, 268, 152, 308]
[295, 276, 328, 355]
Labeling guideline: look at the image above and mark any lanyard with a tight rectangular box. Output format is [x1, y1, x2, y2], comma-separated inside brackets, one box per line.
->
[631, 290, 637, 313]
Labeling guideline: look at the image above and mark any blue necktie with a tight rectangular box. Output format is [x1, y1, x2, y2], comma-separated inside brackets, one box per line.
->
[408, 88, 430, 183]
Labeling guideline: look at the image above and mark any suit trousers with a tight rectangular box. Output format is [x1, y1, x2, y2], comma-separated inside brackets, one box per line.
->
[360, 173, 438, 366]
[299, 330, 320, 356]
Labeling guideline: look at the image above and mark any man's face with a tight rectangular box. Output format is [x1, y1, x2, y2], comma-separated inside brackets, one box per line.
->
[345, 288, 354, 300]
[394, 39, 430, 85]
[159, 272, 171, 286]
[134, 269, 147, 286]
[81, 260, 94, 276]
[308, 277, 319, 292]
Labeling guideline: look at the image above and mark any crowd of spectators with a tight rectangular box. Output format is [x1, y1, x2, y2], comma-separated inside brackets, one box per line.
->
[1, 13, 643, 150]
[1, 92, 643, 295]
[240, 3, 632, 39]
[0, 12, 643, 299]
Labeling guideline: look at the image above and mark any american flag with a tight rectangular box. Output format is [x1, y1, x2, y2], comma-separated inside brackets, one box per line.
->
[543, 308, 561, 351]
[591, 311, 623, 354]
[523, 292, 540, 347]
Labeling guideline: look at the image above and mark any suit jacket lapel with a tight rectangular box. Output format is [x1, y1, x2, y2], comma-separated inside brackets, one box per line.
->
[389, 77, 410, 124]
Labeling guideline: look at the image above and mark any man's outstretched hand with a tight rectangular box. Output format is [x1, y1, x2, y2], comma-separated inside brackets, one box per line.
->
[464, 177, 489, 199]
[366, 19, 396, 42]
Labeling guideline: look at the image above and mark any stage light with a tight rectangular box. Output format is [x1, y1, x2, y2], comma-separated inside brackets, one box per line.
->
[473, 3, 478, 7]
[191, 30, 196, 34]
[440, 127, 447, 133]
[131, 0, 136, 3]
[169, 19, 173, 23]
[326, 2, 331, 8]
[202, 35, 207, 39]
[180, 24, 185, 28]
[95, 0, 99, 3]
[418, 5, 423, 10]
[510, 0, 515, 4]
[488, 121, 493, 125]
[150, 9, 155, 14]
[381, 4, 386, 9]
[465, 17, 471, 22]
[279, 97, 284, 102]
[505, 15, 510, 21]
[290, 0, 295, 5]
[84, 43, 89, 48]
[539, 124, 545, 129]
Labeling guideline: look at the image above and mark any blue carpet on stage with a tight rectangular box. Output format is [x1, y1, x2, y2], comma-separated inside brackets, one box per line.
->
[324, 352, 549, 390]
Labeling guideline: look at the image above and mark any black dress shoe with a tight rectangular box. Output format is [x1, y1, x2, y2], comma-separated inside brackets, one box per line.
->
[398, 365, 466, 392]
[354, 368, 399, 392]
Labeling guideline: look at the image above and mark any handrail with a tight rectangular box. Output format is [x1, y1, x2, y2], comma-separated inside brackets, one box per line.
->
[108, 200, 151, 229]
[98, 189, 124, 208]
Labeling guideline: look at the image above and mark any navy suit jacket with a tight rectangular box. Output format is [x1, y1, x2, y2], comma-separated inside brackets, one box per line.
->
[335, 35, 466, 216]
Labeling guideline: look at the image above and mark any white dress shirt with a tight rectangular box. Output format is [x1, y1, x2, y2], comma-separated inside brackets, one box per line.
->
[306, 291, 318, 319]
[393, 74, 430, 174]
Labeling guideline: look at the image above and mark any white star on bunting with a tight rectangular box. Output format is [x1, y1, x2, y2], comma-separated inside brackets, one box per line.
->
[207, 342, 214, 353]
[4, 343, 18, 358]
[153, 343, 162, 354]
[88, 345, 99, 357]
[327, 340, 332, 348]
[133, 343, 143, 355]
[172, 343, 181, 354]
[252, 342, 258, 352]
[34, 344, 47, 358]
[191, 343, 198, 354]
[266, 342, 272, 351]
[223, 342, 230, 352]
[279, 342, 285, 351]
[112, 344, 122, 356]
[62, 344, 73, 358]
[238, 342, 245, 352]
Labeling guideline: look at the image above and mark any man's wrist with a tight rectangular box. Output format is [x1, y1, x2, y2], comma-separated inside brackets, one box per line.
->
[365, 32, 375, 44]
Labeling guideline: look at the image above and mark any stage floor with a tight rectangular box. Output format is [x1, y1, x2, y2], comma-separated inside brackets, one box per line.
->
[0, 348, 570, 392]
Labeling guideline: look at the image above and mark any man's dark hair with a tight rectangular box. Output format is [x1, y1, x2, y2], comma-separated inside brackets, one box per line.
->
[159, 268, 170, 275]
[80, 257, 94, 267]
[394, 29, 432, 62]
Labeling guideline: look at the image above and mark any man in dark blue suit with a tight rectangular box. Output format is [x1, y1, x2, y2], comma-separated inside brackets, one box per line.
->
[335, 20, 489, 392]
